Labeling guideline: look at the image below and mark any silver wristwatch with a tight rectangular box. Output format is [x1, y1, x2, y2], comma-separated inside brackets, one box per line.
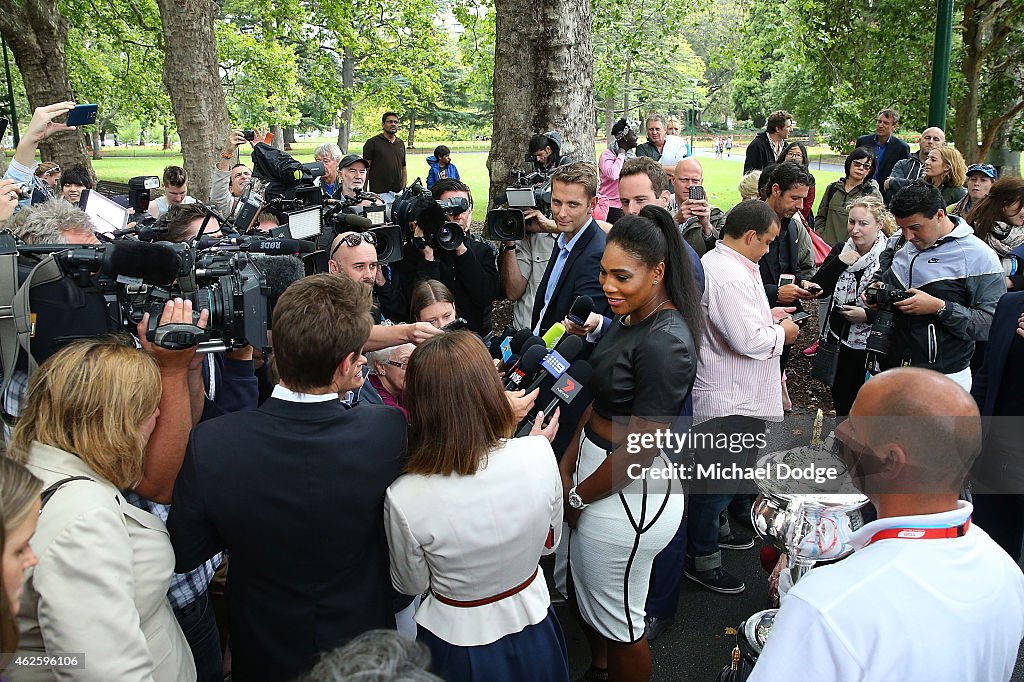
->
[568, 486, 588, 510]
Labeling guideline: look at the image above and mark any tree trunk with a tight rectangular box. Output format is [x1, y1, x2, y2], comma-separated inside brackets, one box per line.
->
[283, 126, 295, 150]
[488, 0, 595, 205]
[336, 47, 355, 153]
[0, 0, 94, 180]
[162, 124, 171, 150]
[953, 0, 983, 163]
[155, 0, 230, 203]
[622, 60, 631, 118]
[139, 128, 146, 146]
[90, 126, 102, 159]
[270, 123, 285, 150]
[407, 110, 416, 149]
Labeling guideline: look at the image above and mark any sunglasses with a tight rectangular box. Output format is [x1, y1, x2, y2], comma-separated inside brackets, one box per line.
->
[329, 231, 377, 259]
[851, 160, 873, 170]
[387, 359, 408, 370]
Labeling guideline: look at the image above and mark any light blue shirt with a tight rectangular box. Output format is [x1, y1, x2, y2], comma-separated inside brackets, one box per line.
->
[533, 219, 593, 335]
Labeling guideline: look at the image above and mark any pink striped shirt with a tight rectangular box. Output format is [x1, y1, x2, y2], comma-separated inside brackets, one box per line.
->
[598, 148, 626, 208]
[693, 242, 785, 424]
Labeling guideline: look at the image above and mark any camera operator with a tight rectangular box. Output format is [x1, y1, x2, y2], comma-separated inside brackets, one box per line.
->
[211, 129, 256, 220]
[395, 178, 499, 334]
[528, 131, 572, 173]
[867, 182, 1006, 391]
[163, 203, 224, 242]
[335, 154, 385, 207]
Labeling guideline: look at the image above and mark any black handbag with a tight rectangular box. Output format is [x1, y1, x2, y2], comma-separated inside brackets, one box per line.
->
[811, 299, 845, 387]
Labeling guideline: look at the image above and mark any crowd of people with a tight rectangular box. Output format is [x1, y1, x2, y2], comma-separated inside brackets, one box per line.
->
[0, 99, 1022, 682]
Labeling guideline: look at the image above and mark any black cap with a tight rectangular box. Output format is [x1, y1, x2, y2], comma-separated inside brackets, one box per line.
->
[339, 154, 369, 169]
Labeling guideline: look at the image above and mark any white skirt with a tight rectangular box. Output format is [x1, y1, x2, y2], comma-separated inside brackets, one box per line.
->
[567, 431, 685, 643]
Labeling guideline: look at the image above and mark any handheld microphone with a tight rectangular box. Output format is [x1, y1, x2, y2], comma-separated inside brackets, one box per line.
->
[503, 335, 544, 379]
[100, 240, 181, 285]
[504, 344, 546, 391]
[542, 322, 565, 350]
[516, 360, 593, 437]
[567, 295, 594, 327]
[520, 334, 584, 396]
[498, 328, 532, 363]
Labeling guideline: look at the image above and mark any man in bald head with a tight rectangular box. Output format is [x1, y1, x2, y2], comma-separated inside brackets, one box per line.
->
[749, 368, 1024, 682]
[669, 157, 726, 256]
[884, 126, 946, 203]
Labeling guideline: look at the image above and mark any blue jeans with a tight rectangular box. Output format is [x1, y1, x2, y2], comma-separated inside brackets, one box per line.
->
[685, 416, 765, 571]
[173, 589, 223, 682]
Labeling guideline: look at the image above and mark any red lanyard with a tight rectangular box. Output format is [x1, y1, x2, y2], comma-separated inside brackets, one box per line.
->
[863, 518, 971, 547]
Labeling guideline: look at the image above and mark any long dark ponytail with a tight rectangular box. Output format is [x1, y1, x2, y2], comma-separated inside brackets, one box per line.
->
[608, 206, 704, 345]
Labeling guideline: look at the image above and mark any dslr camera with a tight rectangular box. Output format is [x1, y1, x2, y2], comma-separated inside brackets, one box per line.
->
[485, 168, 553, 242]
[864, 283, 913, 357]
[392, 179, 469, 252]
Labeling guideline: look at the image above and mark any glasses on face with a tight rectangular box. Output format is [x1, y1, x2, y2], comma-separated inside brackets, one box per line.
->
[330, 232, 377, 259]
[387, 359, 408, 370]
[385, 119, 399, 126]
[851, 161, 872, 170]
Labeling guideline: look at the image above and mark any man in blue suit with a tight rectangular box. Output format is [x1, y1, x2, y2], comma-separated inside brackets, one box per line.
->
[169, 274, 407, 681]
[970, 290, 1024, 561]
[532, 162, 610, 336]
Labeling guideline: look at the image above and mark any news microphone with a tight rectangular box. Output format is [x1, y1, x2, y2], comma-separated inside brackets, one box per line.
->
[542, 322, 565, 350]
[324, 211, 375, 230]
[239, 236, 316, 255]
[503, 336, 544, 382]
[100, 240, 181, 285]
[504, 344, 546, 391]
[499, 328, 533, 363]
[516, 360, 593, 437]
[520, 334, 584, 396]
[567, 295, 594, 327]
[490, 325, 517, 360]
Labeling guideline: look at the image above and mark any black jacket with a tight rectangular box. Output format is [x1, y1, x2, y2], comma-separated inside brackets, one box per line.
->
[855, 134, 911, 187]
[168, 398, 407, 682]
[532, 220, 609, 335]
[759, 217, 814, 306]
[743, 131, 779, 174]
[396, 234, 499, 333]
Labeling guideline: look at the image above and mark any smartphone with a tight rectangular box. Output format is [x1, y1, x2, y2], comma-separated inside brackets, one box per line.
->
[441, 318, 470, 333]
[66, 104, 98, 127]
[688, 185, 705, 201]
[805, 282, 824, 296]
[779, 274, 796, 287]
[790, 311, 811, 324]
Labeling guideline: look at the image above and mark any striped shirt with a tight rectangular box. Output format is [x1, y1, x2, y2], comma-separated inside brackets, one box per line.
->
[693, 242, 785, 424]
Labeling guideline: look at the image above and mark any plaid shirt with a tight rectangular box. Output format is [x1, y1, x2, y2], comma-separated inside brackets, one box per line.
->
[124, 491, 222, 611]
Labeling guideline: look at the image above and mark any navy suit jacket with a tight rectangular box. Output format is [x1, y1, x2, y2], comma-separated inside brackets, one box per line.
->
[855, 133, 911, 186]
[972, 291, 1024, 417]
[532, 219, 610, 335]
[168, 397, 407, 682]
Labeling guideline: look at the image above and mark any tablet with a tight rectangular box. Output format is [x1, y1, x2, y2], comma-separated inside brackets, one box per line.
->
[80, 189, 129, 236]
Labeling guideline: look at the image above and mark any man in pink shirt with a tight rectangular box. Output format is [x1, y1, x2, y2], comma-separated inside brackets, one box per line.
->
[685, 200, 800, 594]
[598, 118, 637, 225]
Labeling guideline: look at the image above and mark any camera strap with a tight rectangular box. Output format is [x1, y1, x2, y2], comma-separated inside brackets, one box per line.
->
[1, 255, 63, 421]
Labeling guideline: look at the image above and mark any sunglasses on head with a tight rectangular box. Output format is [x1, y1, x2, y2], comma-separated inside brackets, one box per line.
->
[330, 231, 377, 259]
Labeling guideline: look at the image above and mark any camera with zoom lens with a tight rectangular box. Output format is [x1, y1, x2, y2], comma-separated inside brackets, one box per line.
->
[485, 168, 553, 242]
[392, 178, 468, 252]
[321, 193, 404, 264]
[864, 283, 913, 357]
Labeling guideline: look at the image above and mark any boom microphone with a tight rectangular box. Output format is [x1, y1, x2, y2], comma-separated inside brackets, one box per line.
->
[239, 236, 316, 255]
[100, 240, 181, 284]
[567, 295, 594, 327]
[250, 255, 305, 328]
[323, 211, 375, 231]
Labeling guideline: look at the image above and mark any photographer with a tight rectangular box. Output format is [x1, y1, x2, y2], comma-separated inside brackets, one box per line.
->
[867, 182, 1006, 390]
[211, 129, 255, 220]
[396, 178, 499, 334]
[335, 153, 384, 207]
[528, 131, 572, 173]
[3, 101, 77, 211]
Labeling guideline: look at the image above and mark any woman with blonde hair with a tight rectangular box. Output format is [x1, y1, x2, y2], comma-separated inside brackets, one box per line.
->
[922, 146, 968, 206]
[385, 331, 565, 682]
[809, 197, 894, 416]
[1, 458, 43, 673]
[8, 339, 196, 681]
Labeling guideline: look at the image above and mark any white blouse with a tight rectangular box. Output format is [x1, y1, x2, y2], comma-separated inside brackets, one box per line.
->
[384, 436, 563, 646]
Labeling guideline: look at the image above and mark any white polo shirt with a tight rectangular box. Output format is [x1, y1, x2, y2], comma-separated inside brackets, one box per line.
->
[750, 501, 1024, 682]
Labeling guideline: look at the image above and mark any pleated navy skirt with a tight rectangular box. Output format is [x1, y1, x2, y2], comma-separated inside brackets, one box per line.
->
[418, 605, 570, 682]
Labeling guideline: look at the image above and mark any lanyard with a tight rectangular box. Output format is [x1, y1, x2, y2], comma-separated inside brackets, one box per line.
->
[863, 518, 970, 548]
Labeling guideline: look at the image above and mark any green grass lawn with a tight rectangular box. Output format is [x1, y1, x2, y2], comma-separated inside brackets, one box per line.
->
[90, 141, 844, 224]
